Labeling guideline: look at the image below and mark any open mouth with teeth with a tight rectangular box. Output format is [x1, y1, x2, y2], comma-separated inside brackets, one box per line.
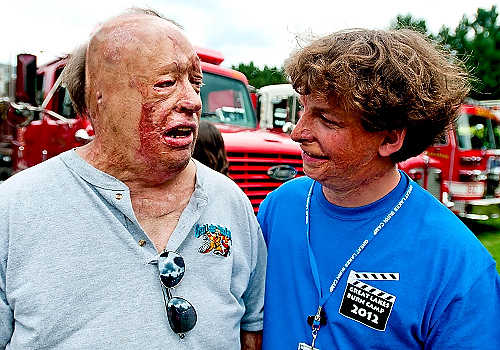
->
[162, 125, 195, 147]
[165, 126, 193, 138]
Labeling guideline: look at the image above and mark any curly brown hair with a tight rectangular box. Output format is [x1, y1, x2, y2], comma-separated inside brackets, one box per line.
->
[285, 28, 470, 163]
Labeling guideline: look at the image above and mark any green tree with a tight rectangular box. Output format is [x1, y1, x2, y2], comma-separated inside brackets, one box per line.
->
[390, 14, 431, 36]
[391, 7, 500, 99]
[437, 6, 500, 99]
[231, 62, 287, 89]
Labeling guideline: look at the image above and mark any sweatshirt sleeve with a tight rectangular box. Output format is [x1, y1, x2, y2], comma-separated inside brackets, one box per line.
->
[240, 200, 267, 331]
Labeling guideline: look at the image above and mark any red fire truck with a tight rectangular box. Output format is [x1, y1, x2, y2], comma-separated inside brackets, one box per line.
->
[0, 49, 302, 212]
[399, 103, 500, 220]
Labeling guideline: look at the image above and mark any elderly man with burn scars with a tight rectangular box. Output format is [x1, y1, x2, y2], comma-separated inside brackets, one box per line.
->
[0, 9, 265, 349]
[258, 29, 500, 349]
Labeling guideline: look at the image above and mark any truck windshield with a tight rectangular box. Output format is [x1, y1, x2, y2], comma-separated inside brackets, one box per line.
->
[200, 72, 256, 128]
[457, 113, 499, 150]
[271, 95, 302, 128]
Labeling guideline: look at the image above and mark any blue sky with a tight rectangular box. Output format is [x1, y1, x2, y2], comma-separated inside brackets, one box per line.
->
[3, 0, 498, 68]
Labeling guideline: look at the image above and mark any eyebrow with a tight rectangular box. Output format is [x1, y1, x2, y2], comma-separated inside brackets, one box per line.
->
[310, 106, 330, 114]
[152, 55, 201, 75]
[151, 62, 179, 75]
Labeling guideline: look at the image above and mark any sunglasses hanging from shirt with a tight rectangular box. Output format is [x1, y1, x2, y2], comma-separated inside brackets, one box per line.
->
[158, 251, 197, 338]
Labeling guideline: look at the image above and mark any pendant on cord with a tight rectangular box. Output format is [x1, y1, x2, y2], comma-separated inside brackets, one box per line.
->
[307, 308, 327, 326]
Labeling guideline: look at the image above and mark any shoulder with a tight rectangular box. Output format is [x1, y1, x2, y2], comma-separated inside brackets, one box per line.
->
[0, 153, 68, 201]
[259, 176, 312, 215]
[194, 160, 258, 224]
[194, 159, 246, 200]
[275, 175, 313, 193]
[257, 176, 312, 236]
[405, 180, 495, 274]
[263, 176, 313, 206]
[0, 154, 70, 248]
[408, 182, 472, 237]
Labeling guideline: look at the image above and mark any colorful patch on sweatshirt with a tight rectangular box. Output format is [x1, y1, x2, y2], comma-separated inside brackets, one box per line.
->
[195, 224, 232, 257]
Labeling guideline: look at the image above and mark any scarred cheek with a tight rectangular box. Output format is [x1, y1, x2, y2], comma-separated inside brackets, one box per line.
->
[138, 102, 158, 155]
[138, 100, 175, 157]
[129, 78, 137, 89]
[140, 98, 171, 128]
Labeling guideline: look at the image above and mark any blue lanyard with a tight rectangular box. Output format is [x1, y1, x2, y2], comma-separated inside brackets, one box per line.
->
[305, 180, 413, 313]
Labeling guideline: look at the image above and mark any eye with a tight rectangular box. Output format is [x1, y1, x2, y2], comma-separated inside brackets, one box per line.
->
[154, 80, 175, 89]
[319, 113, 340, 128]
[191, 79, 204, 92]
[319, 113, 332, 123]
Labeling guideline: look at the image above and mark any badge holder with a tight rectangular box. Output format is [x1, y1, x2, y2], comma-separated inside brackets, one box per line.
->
[298, 342, 319, 350]
[297, 306, 323, 350]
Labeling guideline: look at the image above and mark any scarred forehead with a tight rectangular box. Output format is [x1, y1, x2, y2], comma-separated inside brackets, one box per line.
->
[87, 14, 200, 79]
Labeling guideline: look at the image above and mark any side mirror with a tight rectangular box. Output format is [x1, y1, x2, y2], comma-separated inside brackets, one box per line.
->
[1, 97, 72, 128]
[282, 121, 295, 134]
[0, 98, 34, 127]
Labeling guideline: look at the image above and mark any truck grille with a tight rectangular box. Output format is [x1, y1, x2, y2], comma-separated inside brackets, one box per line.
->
[227, 152, 304, 213]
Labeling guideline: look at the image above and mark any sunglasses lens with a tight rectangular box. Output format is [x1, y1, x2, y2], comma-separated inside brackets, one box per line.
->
[167, 297, 197, 334]
[158, 251, 185, 288]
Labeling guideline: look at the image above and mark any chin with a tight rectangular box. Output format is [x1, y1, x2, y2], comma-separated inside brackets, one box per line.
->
[167, 152, 194, 169]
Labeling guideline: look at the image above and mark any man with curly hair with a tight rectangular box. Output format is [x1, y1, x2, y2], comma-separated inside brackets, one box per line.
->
[258, 29, 500, 349]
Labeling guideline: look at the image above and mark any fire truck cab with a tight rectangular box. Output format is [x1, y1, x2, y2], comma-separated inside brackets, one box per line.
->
[399, 103, 500, 220]
[0, 50, 302, 212]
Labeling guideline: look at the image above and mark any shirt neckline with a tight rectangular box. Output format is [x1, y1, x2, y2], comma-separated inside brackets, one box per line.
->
[314, 170, 410, 220]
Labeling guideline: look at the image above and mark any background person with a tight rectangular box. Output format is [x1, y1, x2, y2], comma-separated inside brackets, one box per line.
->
[258, 28, 500, 349]
[193, 120, 229, 176]
[0, 9, 265, 349]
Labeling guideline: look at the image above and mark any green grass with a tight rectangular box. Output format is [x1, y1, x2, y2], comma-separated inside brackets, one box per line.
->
[467, 219, 500, 273]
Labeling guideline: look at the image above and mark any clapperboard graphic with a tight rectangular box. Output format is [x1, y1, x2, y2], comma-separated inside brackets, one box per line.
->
[339, 270, 399, 331]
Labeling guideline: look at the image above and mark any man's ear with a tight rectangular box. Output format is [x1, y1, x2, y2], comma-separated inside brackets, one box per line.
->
[378, 129, 407, 157]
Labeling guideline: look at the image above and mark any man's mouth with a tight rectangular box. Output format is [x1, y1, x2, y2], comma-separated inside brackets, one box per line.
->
[162, 124, 196, 148]
[164, 126, 194, 138]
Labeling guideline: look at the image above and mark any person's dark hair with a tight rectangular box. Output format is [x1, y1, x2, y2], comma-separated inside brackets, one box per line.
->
[61, 8, 182, 119]
[285, 28, 471, 163]
[193, 121, 229, 176]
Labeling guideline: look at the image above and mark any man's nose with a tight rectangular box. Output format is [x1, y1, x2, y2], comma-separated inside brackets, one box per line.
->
[290, 113, 313, 142]
[175, 81, 202, 115]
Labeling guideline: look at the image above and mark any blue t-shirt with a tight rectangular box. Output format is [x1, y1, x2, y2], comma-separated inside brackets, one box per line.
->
[258, 173, 500, 349]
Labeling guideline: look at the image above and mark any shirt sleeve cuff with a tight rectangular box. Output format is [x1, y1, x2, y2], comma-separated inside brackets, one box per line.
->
[240, 320, 263, 332]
